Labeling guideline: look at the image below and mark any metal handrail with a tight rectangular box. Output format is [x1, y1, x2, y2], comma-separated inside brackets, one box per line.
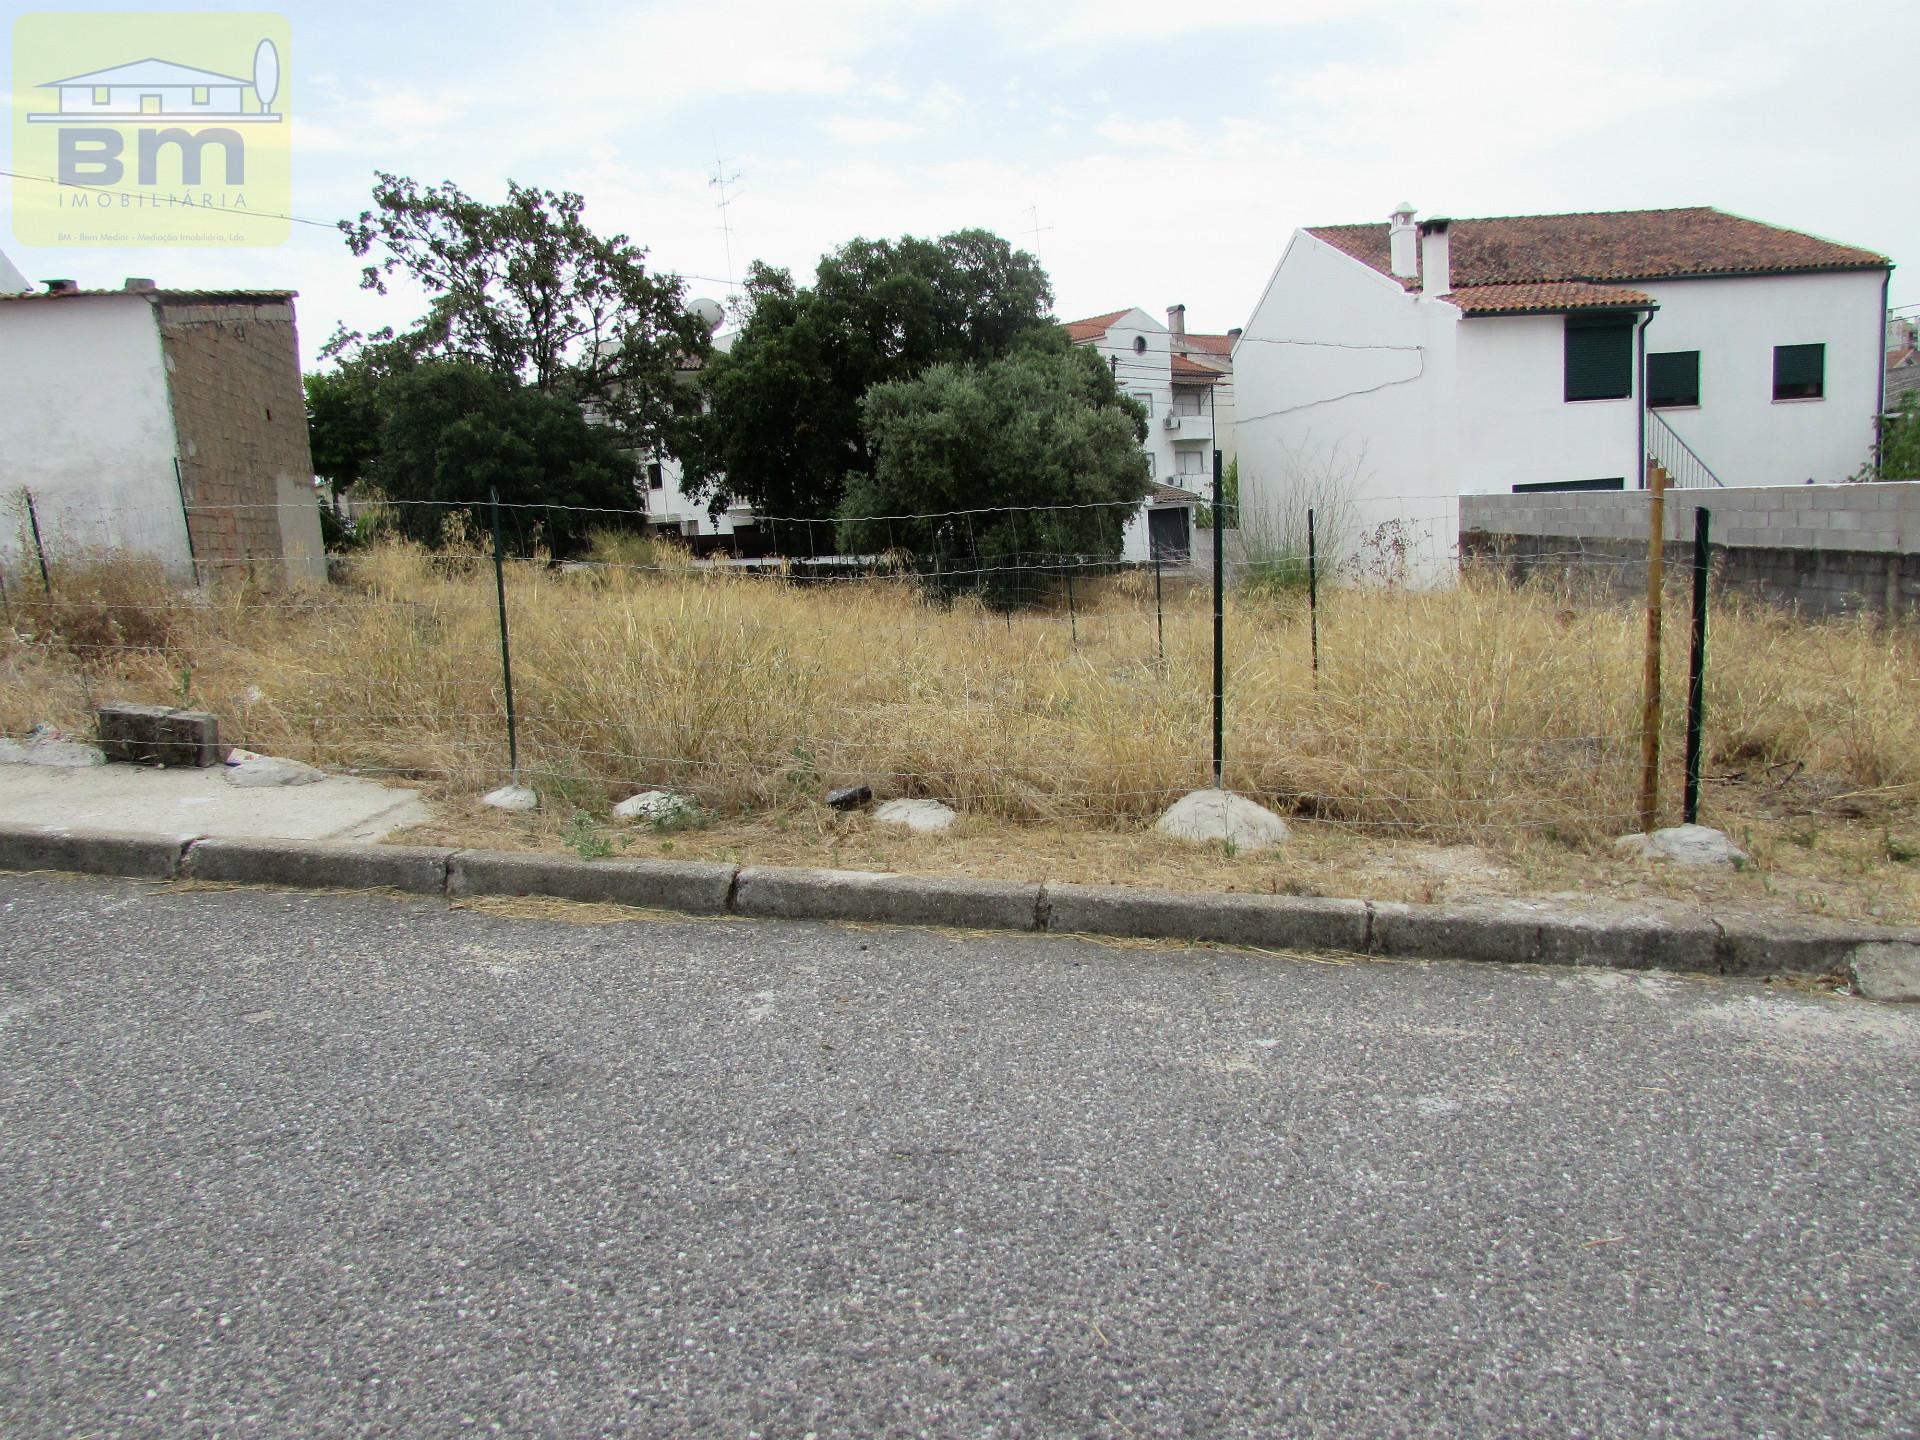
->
[1646, 409, 1724, 488]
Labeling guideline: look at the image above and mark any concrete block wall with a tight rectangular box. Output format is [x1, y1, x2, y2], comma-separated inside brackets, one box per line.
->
[156, 297, 325, 581]
[1462, 483, 1920, 618]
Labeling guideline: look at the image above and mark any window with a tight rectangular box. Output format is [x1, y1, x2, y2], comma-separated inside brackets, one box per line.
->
[1564, 316, 1634, 402]
[1176, 449, 1206, 476]
[92, 86, 110, 105]
[1773, 343, 1824, 401]
[1173, 390, 1205, 417]
[1131, 391, 1153, 417]
[1132, 335, 1147, 355]
[1144, 453, 1155, 479]
[192, 86, 210, 105]
[646, 461, 664, 490]
[1646, 350, 1700, 408]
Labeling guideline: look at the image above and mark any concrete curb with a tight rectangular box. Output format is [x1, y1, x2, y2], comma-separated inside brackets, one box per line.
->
[183, 838, 453, 895]
[734, 866, 1040, 931]
[3, 823, 1918, 980]
[1045, 883, 1370, 954]
[0, 825, 193, 881]
[449, 849, 737, 914]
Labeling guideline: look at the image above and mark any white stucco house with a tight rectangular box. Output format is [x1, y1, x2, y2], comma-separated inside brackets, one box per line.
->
[1063, 305, 1240, 563]
[0, 272, 324, 582]
[1234, 205, 1892, 577]
[640, 328, 769, 553]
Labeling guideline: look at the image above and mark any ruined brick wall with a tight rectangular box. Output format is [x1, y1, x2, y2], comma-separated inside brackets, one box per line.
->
[154, 296, 322, 580]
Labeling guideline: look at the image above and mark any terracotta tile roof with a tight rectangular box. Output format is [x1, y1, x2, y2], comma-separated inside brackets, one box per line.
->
[0, 287, 297, 302]
[1149, 483, 1200, 505]
[1170, 353, 1223, 381]
[1062, 309, 1131, 343]
[1448, 282, 1656, 315]
[1179, 332, 1234, 357]
[1308, 207, 1888, 298]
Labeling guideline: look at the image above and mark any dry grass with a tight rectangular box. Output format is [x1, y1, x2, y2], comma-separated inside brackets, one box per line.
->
[3, 539, 1917, 861]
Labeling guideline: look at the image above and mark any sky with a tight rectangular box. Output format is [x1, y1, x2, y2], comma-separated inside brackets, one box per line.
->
[6, 0, 1919, 368]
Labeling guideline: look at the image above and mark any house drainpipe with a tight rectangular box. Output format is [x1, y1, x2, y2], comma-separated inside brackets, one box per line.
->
[1635, 307, 1654, 489]
[1876, 269, 1892, 475]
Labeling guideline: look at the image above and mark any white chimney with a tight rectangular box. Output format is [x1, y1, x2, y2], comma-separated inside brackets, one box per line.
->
[1388, 201, 1418, 280]
[1419, 218, 1451, 296]
[1166, 303, 1186, 337]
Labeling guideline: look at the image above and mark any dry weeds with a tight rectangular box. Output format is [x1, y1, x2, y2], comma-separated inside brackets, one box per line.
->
[2, 539, 1916, 922]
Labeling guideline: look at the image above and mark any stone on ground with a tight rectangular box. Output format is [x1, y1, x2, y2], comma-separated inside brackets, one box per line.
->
[225, 756, 324, 788]
[481, 784, 540, 813]
[4, 739, 108, 768]
[1614, 824, 1748, 868]
[1849, 943, 1920, 1003]
[1155, 789, 1290, 851]
[612, 790, 697, 826]
[874, 798, 957, 834]
[826, 784, 873, 812]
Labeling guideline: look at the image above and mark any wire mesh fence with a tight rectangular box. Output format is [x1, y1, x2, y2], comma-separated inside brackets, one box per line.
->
[3, 485, 1917, 847]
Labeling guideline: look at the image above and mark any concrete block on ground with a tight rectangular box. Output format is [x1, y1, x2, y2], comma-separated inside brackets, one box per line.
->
[449, 849, 738, 915]
[0, 823, 191, 879]
[1044, 884, 1368, 953]
[96, 703, 220, 767]
[184, 837, 452, 894]
[733, 866, 1040, 931]
[1849, 942, 1920, 1002]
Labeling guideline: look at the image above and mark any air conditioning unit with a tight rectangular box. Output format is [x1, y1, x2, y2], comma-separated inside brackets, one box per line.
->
[1162, 414, 1181, 431]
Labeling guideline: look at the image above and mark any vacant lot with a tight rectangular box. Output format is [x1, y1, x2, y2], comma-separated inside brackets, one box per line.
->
[4, 539, 1917, 922]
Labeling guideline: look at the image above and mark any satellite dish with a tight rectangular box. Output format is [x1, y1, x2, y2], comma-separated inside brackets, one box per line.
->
[253, 39, 280, 114]
[688, 297, 725, 333]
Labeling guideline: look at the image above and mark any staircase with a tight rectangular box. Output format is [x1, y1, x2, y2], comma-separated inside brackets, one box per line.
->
[1645, 410, 1724, 489]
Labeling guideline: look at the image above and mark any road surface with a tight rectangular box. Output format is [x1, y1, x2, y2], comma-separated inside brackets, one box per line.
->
[2, 872, 1916, 1437]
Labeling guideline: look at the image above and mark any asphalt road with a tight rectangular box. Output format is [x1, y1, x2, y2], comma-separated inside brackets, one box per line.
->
[2, 873, 1916, 1439]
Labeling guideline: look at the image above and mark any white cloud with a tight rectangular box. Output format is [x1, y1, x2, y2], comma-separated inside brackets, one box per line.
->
[820, 115, 922, 143]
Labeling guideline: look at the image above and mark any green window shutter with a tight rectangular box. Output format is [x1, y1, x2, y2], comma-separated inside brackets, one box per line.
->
[1646, 350, 1700, 408]
[1565, 318, 1634, 401]
[1773, 343, 1824, 400]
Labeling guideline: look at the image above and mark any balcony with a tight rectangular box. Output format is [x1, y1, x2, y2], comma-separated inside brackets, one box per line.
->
[1162, 408, 1213, 444]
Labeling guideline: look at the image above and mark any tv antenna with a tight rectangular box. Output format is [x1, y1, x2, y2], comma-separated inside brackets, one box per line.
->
[1023, 204, 1053, 250]
[709, 152, 743, 296]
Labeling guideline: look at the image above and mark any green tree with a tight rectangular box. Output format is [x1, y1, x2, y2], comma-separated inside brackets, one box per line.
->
[837, 339, 1150, 598]
[340, 173, 709, 453]
[372, 362, 638, 556]
[1878, 390, 1920, 480]
[304, 360, 387, 499]
[679, 230, 1054, 527]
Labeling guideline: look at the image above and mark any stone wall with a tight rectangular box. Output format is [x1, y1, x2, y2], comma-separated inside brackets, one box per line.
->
[155, 296, 324, 581]
[1461, 483, 1920, 618]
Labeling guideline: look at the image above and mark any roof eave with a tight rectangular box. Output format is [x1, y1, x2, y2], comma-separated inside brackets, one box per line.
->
[1460, 302, 1659, 319]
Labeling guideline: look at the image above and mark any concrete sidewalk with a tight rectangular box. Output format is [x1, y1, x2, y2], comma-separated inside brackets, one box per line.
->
[0, 763, 431, 843]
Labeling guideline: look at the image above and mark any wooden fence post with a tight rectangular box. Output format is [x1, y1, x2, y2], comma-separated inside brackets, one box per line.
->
[1637, 460, 1669, 833]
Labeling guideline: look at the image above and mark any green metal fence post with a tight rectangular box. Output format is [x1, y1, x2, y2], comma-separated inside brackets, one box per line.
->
[1684, 506, 1710, 825]
[489, 489, 520, 786]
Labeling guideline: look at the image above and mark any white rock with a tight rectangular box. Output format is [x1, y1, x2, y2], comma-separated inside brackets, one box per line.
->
[612, 790, 697, 826]
[1155, 788, 1290, 851]
[481, 783, 539, 812]
[1850, 943, 1920, 1003]
[874, 798, 957, 833]
[1614, 824, 1748, 868]
[22, 740, 107, 768]
[225, 756, 324, 788]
